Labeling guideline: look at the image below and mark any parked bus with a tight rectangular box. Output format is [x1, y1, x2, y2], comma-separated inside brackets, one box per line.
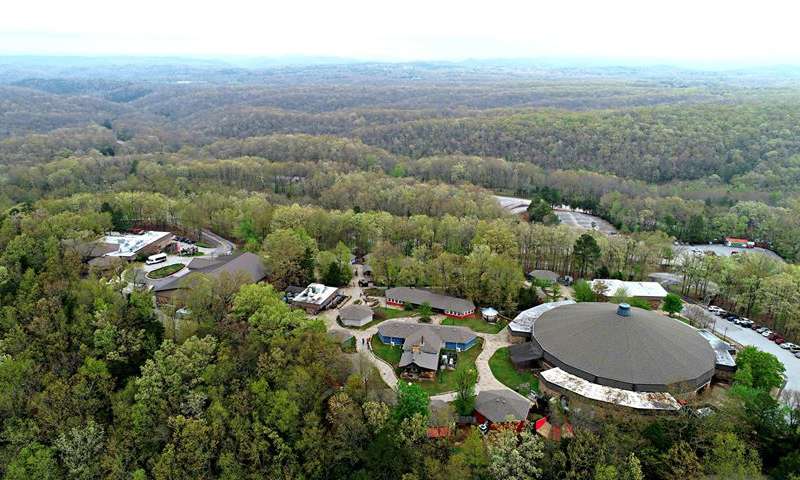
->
[145, 253, 167, 265]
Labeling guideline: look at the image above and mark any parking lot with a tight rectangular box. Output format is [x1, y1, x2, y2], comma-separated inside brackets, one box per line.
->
[708, 314, 799, 394]
[674, 244, 784, 263]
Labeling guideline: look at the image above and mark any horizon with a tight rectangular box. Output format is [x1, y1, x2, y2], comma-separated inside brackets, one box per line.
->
[3, 0, 800, 67]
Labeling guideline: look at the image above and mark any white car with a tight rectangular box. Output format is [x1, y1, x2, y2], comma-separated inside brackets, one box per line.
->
[780, 342, 795, 350]
[761, 331, 772, 337]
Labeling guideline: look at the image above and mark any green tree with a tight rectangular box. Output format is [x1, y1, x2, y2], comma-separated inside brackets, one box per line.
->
[573, 233, 601, 279]
[4, 443, 61, 480]
[453, 368, 477, 416]
[704, 432, 762, 479]
[573, 280, 595, 302]
[487, 427, 544, 480]
[734, 346, 785, 391]
[394, 382, 429, 422]
[662, 293, 683, 317]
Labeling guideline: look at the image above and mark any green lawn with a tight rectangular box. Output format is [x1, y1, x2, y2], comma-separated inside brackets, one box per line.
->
[419, 338, 484, 395]
[441, 315, 505, 334]
[370, 334, 403, 365]
[489, 347, 538, 395]
[375, 306, 419, 320]
[195, 241, 213, 248]
[147, 263, 185, 279]
[370, 334, 485, 396]
[341, 336, 357, 353]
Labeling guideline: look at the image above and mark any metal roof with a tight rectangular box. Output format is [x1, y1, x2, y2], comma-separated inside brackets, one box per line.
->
[540, 368, 682, 411]
[509, 300, 576, 335]
[590, 279, 668, 298]
[475, 390, 531, 423]
[533, 303, 715, 393]
[385, 287, 475, 313]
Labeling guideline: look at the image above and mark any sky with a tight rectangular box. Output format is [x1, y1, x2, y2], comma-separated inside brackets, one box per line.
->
[1, 0, 799, 65]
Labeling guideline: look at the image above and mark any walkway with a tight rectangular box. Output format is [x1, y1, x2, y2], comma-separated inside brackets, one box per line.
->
[322, 305, 530, 404]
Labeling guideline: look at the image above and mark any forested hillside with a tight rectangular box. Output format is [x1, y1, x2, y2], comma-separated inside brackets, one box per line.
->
[1, 59, 800, 479]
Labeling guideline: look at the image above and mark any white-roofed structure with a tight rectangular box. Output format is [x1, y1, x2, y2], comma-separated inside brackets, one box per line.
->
[102, 231, 173, 259]
[540, 368, 682, 411]
[590, 279, 668, 308]
[291, 283, 340, 314]
[509, 300, 576, 337]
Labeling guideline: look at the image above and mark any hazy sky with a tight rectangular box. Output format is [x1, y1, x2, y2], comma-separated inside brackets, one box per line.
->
[2, 0, 799, 64]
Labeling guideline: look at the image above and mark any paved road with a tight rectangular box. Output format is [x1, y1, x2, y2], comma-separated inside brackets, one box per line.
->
[708, 315, 799, 394]
[201, 228, 235, 256]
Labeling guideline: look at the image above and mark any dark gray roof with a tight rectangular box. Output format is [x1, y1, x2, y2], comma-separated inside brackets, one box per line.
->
[529, 270, 559, 283]
[533, 303, 715, 393]
[403, 326, 443, 354]
[475, 390, 531, 423]
[399, 350, 439, 370]
[378, 321, 476, 345]
[385, 287, 475, 313]
[508, 342, 543, 363]
[339, 304, 373, 322]
[155, 253, 266, 292]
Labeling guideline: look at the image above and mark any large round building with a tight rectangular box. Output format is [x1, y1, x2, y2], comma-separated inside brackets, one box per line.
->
[527, 303, 717, 411]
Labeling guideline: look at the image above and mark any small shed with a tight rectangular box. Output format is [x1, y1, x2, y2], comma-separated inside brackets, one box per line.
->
[339, 304, 374, 327]
[529, 270, 559, 284]
[481, 307, 499, 323]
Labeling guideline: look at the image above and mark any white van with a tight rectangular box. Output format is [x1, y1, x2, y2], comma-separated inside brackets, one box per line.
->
[145, 253, 167, 265]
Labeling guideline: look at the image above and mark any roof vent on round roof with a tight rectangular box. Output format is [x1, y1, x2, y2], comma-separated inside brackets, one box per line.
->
[617, 303, 631, 317]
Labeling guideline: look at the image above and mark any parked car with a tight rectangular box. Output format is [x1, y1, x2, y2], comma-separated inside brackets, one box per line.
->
[762, 330, 772, 337]
[795, 351, 800, 359]
[751, 323, 762, 330]
[768, 333, 778, 341]
[780, 342, 796, 350]
[756, 327, 769, 333]
[789, 344, 800, 353]
[774, 337, 786, 345]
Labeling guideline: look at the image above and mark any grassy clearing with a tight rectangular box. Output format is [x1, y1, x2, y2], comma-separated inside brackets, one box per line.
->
[195, 241, 213, 248]
[375, 306, 419, 320]
[147, 263, 185, 279]
[370, 333, 484, 396]
[419, 338, 484, 395]
[441, 315, 505, 334]
[488, 347, 538, 395]
[370, 334, 403, 365]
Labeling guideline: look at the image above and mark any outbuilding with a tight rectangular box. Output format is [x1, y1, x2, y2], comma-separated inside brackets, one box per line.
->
[339, 304, 374, 327]
[474, 390, 531, 431]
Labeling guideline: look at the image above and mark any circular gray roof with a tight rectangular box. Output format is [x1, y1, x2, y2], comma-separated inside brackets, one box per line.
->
[533, 303, 715, 393]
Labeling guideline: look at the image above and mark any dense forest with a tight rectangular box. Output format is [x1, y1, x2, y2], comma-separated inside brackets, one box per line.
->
[0, 59, 799, 479]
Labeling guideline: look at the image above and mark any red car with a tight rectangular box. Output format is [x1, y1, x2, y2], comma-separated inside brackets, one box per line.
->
[768, 332, 778, 341]
[774, 337, 785, 345]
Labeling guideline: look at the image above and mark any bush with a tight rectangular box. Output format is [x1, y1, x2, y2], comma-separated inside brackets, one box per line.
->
[419, 316, 432, 323]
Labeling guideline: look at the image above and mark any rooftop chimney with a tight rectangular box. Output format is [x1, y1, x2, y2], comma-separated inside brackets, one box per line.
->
[617, 303, 631, 317]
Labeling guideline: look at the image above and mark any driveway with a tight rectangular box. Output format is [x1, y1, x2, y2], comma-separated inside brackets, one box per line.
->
[709, 315, 799, 394]
[201, 228, 234, 256]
